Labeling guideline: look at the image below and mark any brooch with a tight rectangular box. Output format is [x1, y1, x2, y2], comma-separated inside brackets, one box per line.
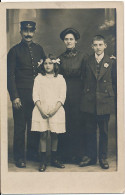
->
[104, 63, 109, 68]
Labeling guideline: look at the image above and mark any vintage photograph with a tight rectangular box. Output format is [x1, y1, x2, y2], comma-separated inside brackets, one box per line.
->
[7, 8, 117, 172]
[0, 2, 124, 194]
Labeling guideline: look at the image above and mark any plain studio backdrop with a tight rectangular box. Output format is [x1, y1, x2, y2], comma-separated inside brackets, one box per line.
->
[7, 9, 117, 169]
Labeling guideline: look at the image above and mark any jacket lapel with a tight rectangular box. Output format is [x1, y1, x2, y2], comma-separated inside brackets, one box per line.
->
[88, 54, 98, 79]
[98, 55, 110, 80]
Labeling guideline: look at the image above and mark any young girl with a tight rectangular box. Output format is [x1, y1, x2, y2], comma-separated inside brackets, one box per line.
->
[31, 54, 66, 172]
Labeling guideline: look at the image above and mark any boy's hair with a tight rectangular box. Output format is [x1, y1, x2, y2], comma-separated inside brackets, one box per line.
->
[92, 35, 106, 44]
[40, 54, 59, 77]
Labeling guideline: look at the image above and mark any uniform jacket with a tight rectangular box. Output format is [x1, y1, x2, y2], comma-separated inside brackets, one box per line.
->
[7, 40, 45, 101]
[80, 54, 117, 115]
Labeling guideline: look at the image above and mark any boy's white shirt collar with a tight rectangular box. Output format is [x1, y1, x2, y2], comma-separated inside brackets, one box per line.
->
[95, 52, 104, 63]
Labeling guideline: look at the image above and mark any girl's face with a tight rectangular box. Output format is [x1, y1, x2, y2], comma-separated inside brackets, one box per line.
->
[44, 58, 54, 74]
[64, 33, 77, 49]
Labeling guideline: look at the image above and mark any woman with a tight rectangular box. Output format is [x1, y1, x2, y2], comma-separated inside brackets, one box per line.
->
[58, 28, 85, 164]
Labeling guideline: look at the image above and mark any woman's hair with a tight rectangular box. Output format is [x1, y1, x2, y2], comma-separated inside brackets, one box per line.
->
[40, 54, 59, 77]
[60, 28, 80, 41]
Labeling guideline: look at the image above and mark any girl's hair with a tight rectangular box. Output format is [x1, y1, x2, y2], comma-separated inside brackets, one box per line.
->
[40, 54, 59, 77]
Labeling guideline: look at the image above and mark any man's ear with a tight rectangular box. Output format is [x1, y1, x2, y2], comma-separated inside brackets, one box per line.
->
[104, 43, 107, 49]
[91, 44, 94, 49]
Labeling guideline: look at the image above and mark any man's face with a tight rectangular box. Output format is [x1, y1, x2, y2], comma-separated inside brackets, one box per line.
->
[92, 40, 107, 55]
[64, 33, 77, 49]
[20, 29, 35, 42]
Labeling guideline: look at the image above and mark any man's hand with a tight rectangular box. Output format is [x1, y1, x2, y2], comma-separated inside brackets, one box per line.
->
[13, 98, 22, 109]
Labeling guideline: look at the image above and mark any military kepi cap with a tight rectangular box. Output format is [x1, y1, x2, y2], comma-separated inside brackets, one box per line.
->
[60, 28, 80, 40]
[20, 21, 36, 31]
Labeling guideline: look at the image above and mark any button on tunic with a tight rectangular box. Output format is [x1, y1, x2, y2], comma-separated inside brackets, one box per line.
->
[7, 41, 46, 101]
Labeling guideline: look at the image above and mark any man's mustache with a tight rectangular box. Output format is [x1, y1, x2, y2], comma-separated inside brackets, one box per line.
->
[24, 35, 32, 39]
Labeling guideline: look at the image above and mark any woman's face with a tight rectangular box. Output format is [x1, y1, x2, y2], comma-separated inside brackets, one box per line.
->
[64, 33, 77, 49]
[44, 58, 54, 74]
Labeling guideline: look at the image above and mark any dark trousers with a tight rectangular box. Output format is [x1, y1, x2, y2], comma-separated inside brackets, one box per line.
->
[13, 88, 40, 161]
[81, 113, 110, 162]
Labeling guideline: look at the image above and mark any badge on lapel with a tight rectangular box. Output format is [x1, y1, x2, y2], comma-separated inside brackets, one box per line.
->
[104, 63, 109, 68]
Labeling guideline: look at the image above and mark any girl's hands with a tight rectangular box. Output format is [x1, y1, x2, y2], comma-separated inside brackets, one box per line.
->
[35, 101, 62, 119]
[35, 101, 49, 119]
[48, 108, 57, 118]
[39, 108, 49, 119]
[48, 102, 62, 117]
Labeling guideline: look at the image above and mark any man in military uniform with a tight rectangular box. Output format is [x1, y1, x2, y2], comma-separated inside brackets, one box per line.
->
[7, 21, 46, 168]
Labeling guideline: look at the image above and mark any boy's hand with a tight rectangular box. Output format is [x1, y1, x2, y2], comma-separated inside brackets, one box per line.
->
[13, 98, 22, 109]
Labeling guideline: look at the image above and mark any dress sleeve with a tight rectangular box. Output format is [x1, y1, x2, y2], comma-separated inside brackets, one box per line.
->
[58, 76, 67, 105]
[32, 76, 40, 103]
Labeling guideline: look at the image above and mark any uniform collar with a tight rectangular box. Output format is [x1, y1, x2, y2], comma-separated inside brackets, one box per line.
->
[21, 40, 34, 47]
[95, 52, 104, 63]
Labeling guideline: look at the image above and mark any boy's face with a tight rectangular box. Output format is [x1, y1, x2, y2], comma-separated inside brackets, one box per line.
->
[92, 40, 107, 55]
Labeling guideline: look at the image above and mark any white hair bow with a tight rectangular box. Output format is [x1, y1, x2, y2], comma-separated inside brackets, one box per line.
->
[52, 58, 60, 64]
[38, 59, 43, 67]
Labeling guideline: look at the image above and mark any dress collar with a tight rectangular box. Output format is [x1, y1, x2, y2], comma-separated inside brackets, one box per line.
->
[64, 47, 78, 57]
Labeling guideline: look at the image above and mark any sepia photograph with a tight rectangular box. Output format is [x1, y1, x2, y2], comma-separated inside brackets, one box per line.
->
[7, 8, 117, 173]
[0, 1, 124, 194]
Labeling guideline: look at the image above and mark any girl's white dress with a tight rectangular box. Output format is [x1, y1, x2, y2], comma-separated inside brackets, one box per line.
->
[31, 73, 66, 133]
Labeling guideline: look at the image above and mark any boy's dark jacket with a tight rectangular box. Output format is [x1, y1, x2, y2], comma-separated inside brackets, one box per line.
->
[80, 53, 117, 115]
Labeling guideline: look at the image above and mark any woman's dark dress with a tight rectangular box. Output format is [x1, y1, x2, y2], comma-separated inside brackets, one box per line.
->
[58, 48, 84, 163]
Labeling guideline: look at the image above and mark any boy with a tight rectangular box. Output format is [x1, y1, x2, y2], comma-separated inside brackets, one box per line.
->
[80, 35, 116, 169]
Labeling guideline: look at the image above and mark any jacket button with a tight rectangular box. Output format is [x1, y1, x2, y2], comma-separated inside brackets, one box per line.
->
[87, 88, 90, 92]
[104, 80, 106, 82]
[105, 89, 107, 93]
